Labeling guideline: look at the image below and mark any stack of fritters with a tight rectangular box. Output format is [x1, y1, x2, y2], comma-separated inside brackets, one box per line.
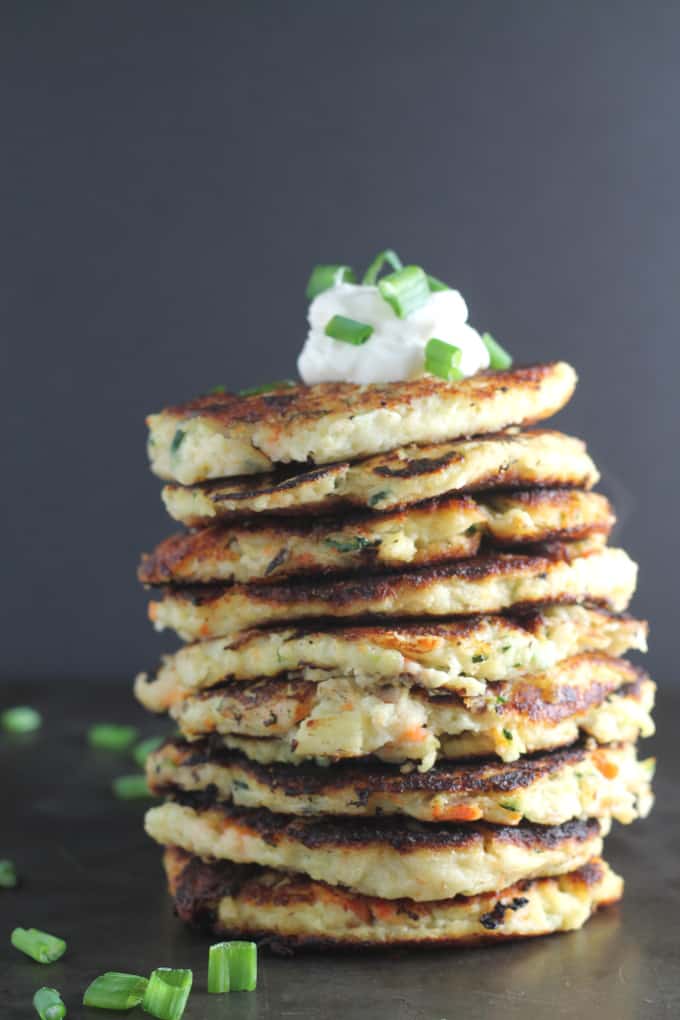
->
[137, 363, 654, 948]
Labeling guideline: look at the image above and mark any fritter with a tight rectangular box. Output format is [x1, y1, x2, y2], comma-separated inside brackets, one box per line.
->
[145, 799, 606, 902]
[164, 656, 655, 768]
[148, 542, 637, 640]
[161, 429, 598, 525]
[135, 605, 647, 711]
[140, 490, 614, 585]
[148, 739, 654, 827]
[147, 363, 577, 484]
[164, 848, 622, 947]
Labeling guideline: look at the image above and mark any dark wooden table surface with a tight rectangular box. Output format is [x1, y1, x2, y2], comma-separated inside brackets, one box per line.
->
[2, 678, 678, 1019]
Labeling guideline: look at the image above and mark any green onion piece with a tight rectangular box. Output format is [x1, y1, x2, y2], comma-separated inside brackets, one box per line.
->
[324, 315, 373, 346]
[133, 736, 165, 768]
[426, 273, 450, 292]
[1, 706, 42, 734]
[208, 384, 226, 394]
[142, 968, 192, 1020]
[0, 858, 18, 888]
[378, 265, 430, 319]
[33, 987, 66, 1020]
[169, 429, 185, 457]
[11, 928, 67, 964]
[207, 943, 230, 994]
[362, 249, 403, 285]
[424, 338, 464, 381]
[228, 941, 258, 992]
[305, 264, 356, 300]
[238, 380, 296, 397]
[481, 331, 513, 370]
[88, 724, 138, 752]
[83, 972, 149, 1010]
[112, 774, 152, 800]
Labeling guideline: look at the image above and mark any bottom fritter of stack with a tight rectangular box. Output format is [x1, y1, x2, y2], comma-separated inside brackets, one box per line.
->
[164, 846, 621, 948]
[143, 735, 654, 947]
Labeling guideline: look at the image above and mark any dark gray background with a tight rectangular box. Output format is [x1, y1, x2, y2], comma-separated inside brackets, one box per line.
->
[1, 1, 677, 683]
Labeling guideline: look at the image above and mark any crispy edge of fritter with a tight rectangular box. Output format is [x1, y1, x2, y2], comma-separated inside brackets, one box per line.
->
[139, 490, 614, 586]
[153, 794, 602, 853]
[163, 847, 622, 950]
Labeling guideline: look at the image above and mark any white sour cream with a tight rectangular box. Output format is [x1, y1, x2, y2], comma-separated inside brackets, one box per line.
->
[297, 282, 490, 385]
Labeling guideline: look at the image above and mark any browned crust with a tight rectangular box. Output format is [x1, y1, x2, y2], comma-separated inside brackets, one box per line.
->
[166, 794, 600, 852]
[165, 428, 598, 522]
[139, 490, 613, 585]
[156, 365, 567, 430]
[168, 655, 645, 733]
[164, 848, 618, 950]
[150, 739, 592, 799]
[176, 605, 641, 648]
[164, 541, 591, 607]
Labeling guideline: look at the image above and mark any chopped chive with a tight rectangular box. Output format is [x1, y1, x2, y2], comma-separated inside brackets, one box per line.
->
[88, 724, 138, 752]
[368, 490, 391, 507]
[142, 968, 192, 1020]
[502, 728, 514, 741]
[112, 774, 152, 800]
[499, 801, 520, 813]
[306, 264, 357, 300]
[426, 273, 450, 292]
[208, 384, 226, 394]
[169, 429, 186, 457]
[0, 858, 18, 888]
[325, 315, 374, 346]
[83, 972, 148, 1010]
[133, 735, 165, 768]
[11, 928, 67, 964]
[228, 942, 258, 992]
[238, 380, 296, 397]
[481, 331, 513, 370]
[208, 943, 230, 994]
[471, 654, 487, 664]
[378, 265, 430, 318]
[1, 706, 42, 734]
[362, 249, 403, 285]
[33, 987, 66, 1020]
[424, 338, 464, 381]
[324, 535, 375, 553]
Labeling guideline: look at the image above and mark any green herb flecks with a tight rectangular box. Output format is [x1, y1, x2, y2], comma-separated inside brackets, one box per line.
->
[499, 801, 520, 813]
[142, 968, 192, 1020]
[112, 774, 153, 800]
[33, 987, 66, 1020]
[2, 706, 42, 734]
[325, 315, 374, 346]
[324, 535, 377, 554]
[426, 273, 450, 292]
[362, 249, 403, 285]
[378, 265, 430, 319]
[170, 429, 186, 459]
[11, 928, 66, 964]
[83, 972, 148, 1010]
[133, 736, 165, 768]
[0, 859, 18, 888]
[481, 332, 513, 371]
[88, 724, 138, 752]
[424, 338, 463, 381]
[306, 264, 356, 300]
[368, 490, 392, 507]
[238, 380, 297, 397]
